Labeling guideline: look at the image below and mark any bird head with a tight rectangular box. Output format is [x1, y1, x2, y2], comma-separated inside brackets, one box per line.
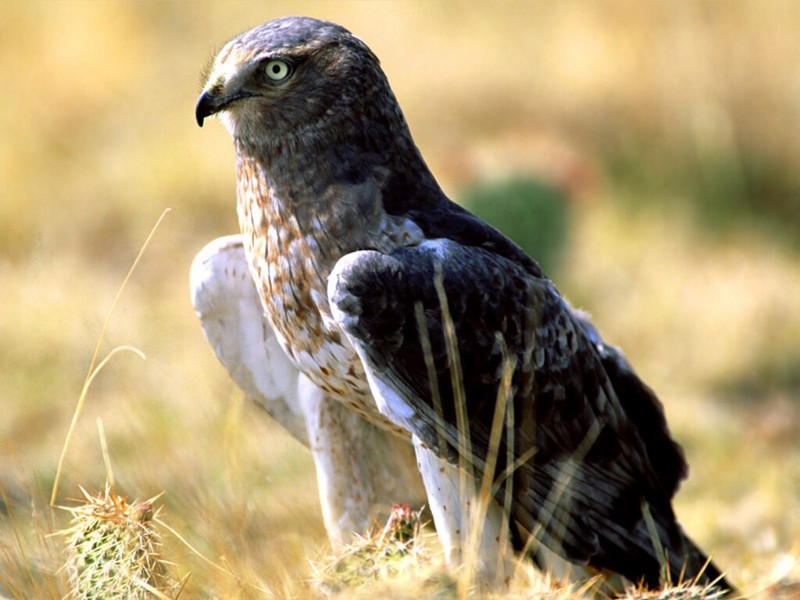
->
[196, 16, 393, 147]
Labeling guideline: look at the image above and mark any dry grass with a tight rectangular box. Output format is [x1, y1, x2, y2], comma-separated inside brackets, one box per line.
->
[2, 2, 799, 598]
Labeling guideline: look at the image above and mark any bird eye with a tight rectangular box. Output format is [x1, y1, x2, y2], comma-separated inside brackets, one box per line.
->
[264, 59, 291, 81]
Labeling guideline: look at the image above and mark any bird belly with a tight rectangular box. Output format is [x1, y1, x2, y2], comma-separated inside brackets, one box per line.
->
[244, 227, 409, 437]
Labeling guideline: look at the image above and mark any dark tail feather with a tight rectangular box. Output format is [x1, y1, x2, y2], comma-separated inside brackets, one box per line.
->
[678, 533, 738, 597]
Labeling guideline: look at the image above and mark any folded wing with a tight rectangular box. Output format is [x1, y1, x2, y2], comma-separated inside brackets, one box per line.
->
[328, 237, 726, 588]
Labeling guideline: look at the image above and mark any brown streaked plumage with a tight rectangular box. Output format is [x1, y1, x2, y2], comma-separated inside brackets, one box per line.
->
[195, 16, 735, 592]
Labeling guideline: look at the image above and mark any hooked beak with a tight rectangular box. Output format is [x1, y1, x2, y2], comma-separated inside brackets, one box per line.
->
[195, 89, 256, 127]
[195, 90, 220, 127]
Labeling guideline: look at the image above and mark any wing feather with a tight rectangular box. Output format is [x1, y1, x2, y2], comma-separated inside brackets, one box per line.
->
[328, 237, 692, 585]
[190, 235, 308, 443]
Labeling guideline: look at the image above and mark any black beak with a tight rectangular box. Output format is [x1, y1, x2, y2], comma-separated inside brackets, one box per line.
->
[195, 90, 217, 127]
[196, 89, 253, 127]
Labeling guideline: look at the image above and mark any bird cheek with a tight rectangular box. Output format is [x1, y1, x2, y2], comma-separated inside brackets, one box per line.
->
[226, 100, 272, 139]
[218, 111, 238, 136]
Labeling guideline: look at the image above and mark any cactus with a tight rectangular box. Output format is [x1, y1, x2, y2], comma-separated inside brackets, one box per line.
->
[60, 483, 175, 599]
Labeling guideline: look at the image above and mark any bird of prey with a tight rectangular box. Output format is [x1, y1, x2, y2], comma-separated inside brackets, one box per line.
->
[194, 16, 734, 592]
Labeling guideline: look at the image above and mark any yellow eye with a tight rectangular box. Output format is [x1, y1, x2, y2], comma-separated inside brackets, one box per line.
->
[265, 59, 291, 81]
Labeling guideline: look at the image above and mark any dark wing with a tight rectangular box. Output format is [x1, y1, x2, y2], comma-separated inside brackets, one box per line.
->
[576, 314, 688, 499]
[406, 199, 689, 499]
[328, 237, 715, 588]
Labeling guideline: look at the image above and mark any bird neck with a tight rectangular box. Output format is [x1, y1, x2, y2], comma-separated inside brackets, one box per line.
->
[231, 127, 432, 258]
[231, 85, 446, 218]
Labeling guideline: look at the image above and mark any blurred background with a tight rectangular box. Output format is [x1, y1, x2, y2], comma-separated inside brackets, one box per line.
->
[1, 1, 798, 597]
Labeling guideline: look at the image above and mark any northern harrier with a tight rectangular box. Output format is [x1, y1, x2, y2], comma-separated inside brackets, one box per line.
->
[193, 16, 734, 592]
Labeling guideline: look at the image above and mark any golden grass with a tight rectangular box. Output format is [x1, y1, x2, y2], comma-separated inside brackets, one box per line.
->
[2, 2, 799, 598]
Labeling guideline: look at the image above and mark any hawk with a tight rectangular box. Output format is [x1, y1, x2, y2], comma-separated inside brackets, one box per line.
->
[194, 16, 734, 592]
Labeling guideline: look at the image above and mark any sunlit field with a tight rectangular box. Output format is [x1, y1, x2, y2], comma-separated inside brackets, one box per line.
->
[1, 2, 798, 598]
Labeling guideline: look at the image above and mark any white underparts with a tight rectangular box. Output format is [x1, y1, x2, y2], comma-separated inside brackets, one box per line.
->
[413, 435, 513, 587]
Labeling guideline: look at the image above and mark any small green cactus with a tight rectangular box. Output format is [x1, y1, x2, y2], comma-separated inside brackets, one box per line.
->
[61, 483, 175, 599]
[621, 582, 730, 600]
[312, 503, 435, 594]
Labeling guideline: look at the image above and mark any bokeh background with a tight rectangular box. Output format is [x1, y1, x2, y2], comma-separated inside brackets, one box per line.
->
[1, 2, 798, 597]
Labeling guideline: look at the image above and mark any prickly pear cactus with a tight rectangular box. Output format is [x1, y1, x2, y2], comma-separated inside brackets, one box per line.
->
[61, 484, 175, 599]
